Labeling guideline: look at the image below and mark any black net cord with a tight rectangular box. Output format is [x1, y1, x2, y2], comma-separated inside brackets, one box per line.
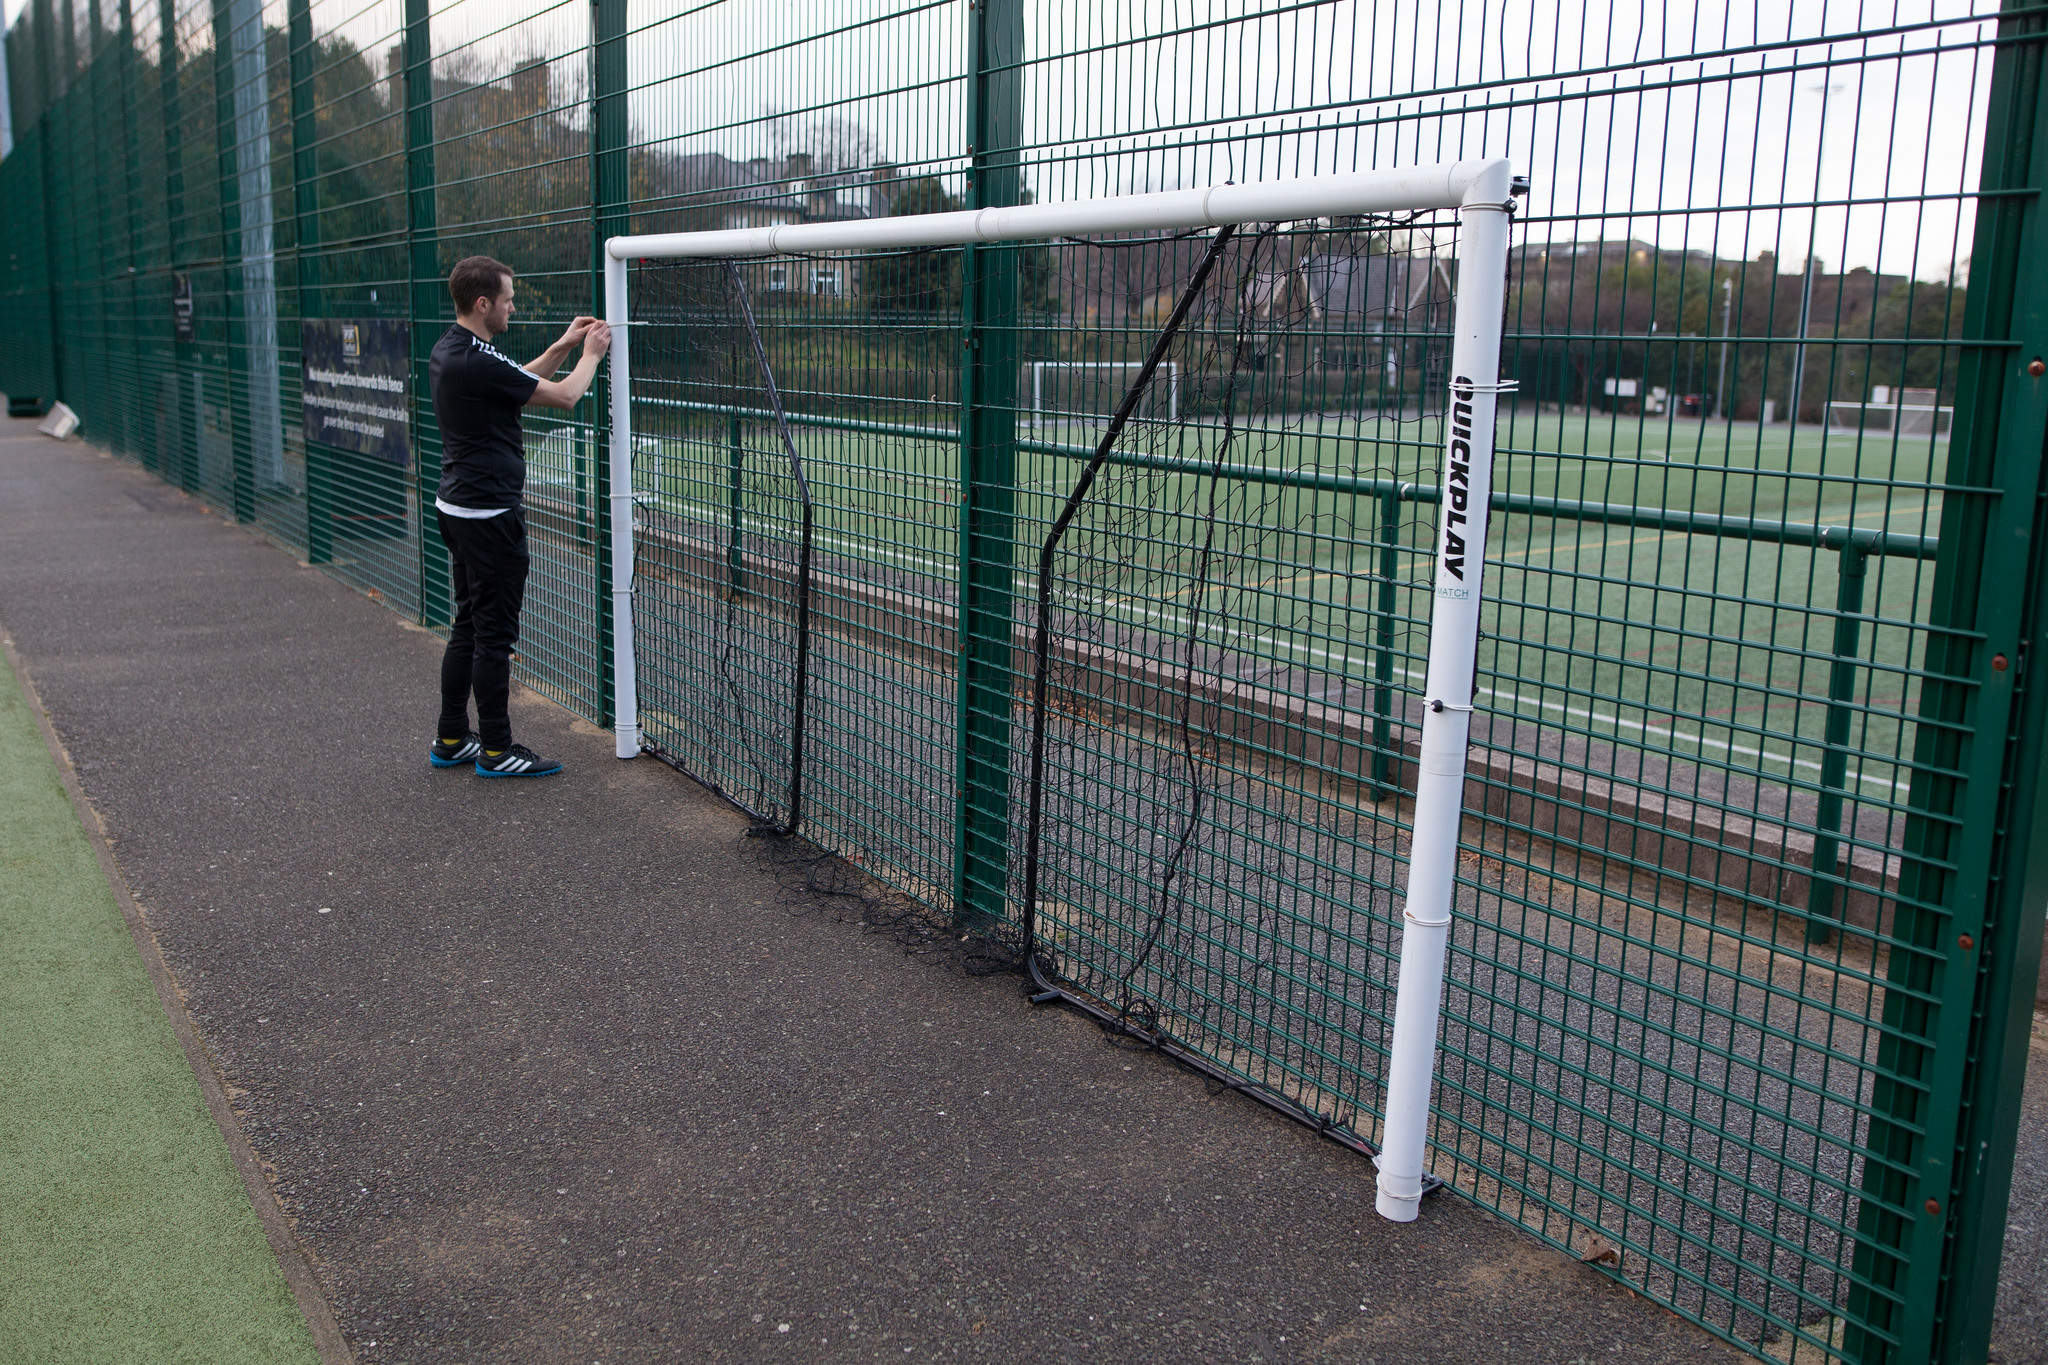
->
[1106, 223, 1281, 1024]
[1019, 222, 1238, 971]
[1013, 224, 1441, 1189]
[725, 259, 816, 838]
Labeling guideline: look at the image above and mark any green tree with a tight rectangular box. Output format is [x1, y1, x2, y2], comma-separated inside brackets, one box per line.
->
[862, 176, 961, 312]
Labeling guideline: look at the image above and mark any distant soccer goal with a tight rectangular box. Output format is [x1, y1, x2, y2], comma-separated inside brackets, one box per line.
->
[1027, 360, 1178, 429]
[1826, 385, 1954, 437]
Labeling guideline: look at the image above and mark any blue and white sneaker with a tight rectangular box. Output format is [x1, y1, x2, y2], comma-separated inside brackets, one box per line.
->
[430, 732, 482, 767]
[475, 743, 563, 778]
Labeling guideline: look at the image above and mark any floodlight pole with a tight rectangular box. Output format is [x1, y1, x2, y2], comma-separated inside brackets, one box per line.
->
[1374, 157, 1516, 1223]
[1787, 255, 1818, 427]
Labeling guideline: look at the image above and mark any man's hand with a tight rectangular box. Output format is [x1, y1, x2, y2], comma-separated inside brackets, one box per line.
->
[527, 321, 613, 409]
[557, 315, 599, 351]
[529, 316, 601, 377]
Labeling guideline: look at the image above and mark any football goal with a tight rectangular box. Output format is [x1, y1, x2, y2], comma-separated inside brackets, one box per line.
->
[603, 159, 1520, 1225]
[1028, 360, 1179, 428]
[1825, 385, 1954, 438]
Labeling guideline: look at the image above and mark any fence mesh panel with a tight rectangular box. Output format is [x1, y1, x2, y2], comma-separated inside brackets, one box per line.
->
[3, 4, 2042, 1363]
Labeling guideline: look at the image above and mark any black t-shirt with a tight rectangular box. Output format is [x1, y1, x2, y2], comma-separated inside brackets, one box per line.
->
[429, 324, 541, 509]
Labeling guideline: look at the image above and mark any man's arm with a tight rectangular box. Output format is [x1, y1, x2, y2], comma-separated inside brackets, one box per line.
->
[527, 316, 598, 376]
[527, 322, 611, 410]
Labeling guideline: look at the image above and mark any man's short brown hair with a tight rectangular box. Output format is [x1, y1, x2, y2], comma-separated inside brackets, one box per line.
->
[449, 256, 512, 315]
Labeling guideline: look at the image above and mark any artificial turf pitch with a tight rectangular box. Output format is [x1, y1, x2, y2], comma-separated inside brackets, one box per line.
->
[0, 645, 318, 1365]
[599, 407, 1944, 794]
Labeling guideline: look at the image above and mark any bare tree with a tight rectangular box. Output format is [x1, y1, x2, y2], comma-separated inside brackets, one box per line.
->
[760, 110, 886, 177]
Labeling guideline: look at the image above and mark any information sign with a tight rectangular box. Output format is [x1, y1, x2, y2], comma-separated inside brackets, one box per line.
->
[301, 319, 411, 466]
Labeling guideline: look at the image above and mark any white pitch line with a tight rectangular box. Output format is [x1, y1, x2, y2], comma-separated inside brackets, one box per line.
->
[1065, 588, 1910, 796]
[653, 493, 956, 577]
[642, 488, 1911, 798]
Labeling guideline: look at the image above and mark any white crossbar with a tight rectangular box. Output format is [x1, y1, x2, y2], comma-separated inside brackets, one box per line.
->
[608, 161, 1513, 260]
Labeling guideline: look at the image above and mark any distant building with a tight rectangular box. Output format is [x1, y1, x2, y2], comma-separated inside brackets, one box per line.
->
[1295, 252, 1453, 323]
[650, 153, 895, 297]
[1244, 250, 1457, 399]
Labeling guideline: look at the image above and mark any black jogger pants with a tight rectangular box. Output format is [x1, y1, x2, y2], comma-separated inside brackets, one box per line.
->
[436, 508, 529, 749]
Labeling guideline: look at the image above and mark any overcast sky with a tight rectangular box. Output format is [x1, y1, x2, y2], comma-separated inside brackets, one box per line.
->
[612, 0, 1995, 281]
[8, 0, 1999, 281]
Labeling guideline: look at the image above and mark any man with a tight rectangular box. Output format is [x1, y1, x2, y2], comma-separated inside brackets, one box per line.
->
[427, 255, 610, 777]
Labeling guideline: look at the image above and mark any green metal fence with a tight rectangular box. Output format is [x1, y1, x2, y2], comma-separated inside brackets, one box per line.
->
[4, 3, 2043, 1361]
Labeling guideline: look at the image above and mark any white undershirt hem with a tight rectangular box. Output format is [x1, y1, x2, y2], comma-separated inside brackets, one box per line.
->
[435, 498, 511, 519]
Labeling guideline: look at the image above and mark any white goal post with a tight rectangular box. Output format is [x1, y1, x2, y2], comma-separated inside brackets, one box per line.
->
[603, 159, 1519, 1224]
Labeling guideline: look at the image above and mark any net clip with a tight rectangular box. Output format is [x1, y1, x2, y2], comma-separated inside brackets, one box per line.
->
[1450, 379, 1520, 395]
[1428, 699, 1475, 714]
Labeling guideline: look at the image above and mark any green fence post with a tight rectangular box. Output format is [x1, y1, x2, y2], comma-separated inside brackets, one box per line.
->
[591, 0, 627, 725]
[89, 0, 123, 456]
[82, 0, 105, 442]
[288, 0, 329, 563]
[1919, 8, 2048, 1357]
[95, 0, 122, 451]
[1805, 538, 1867, 943]
[952, 0, 1023, 926]
[54, 63, 76, 408]
[154, 0, 189, 491]
[402, 0, 444, 625]
[87, 0, 110, 444]
[727, 410, 745, 592]
[1370, 484, 1401, 799]
[1844, 3, 2048, 1358]
[575, 422, 592, 554]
